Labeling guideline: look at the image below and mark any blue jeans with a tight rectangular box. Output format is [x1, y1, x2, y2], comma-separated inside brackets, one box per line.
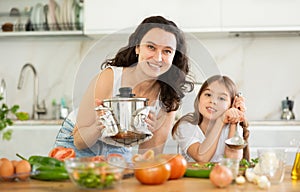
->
[53, 118, 132, 162]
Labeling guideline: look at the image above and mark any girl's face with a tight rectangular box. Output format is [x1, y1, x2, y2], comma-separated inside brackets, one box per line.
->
[198, 81, 232, 121]
[135, 28, 176, 78]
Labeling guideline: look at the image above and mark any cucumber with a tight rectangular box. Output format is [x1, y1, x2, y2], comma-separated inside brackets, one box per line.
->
[184, 168, 211, 178]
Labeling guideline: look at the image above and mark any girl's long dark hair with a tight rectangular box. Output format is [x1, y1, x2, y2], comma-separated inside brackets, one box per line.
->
[172, 75, 237, 136]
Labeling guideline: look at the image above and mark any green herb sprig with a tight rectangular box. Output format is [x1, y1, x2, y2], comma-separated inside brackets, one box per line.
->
[0, 95, 20, 140]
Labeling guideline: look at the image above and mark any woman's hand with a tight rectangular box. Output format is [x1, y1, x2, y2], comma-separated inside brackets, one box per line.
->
[222, 108, 245, 124]
[232, 95, 246, 112]
[95, 99, 106, 130]
[145, 111, 157, 133]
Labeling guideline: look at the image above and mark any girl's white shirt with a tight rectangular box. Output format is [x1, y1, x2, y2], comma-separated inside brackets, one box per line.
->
[174, 121, 242, 162]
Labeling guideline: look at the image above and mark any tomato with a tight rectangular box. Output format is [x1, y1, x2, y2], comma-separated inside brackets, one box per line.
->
[91, 156, 106, 162]
[48, 146, 76, 161]
[134, 158, 171, 185]
[160, 154, 187, 180]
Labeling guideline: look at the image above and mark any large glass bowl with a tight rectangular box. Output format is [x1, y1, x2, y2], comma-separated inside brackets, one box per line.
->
[64, 156, 125, 189]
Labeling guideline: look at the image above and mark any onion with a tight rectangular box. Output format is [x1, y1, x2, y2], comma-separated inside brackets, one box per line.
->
[209, 164, 233, 188]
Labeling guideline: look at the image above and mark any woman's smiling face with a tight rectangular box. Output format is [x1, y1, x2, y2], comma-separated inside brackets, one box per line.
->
[198, 81, 232, 121]
[135, 27, 177, 77]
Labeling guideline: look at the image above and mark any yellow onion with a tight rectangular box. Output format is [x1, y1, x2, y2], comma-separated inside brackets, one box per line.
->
[209, 164, 233, 188]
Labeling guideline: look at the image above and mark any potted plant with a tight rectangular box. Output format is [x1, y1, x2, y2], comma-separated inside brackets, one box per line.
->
[0, 95, 19, 140]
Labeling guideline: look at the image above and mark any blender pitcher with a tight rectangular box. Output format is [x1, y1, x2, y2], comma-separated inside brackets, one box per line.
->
[95, 87, 153, 147]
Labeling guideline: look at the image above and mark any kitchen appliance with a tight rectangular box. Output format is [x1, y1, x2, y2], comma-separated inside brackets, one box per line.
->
[281, 97, 295, 120]
[95, 87, 153, 147]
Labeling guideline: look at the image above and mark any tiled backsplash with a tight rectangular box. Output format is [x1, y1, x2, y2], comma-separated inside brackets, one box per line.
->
[0, 33, 299, 121]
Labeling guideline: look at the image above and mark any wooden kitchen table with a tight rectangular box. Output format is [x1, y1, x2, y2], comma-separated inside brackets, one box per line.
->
[0, 166, 299, 192]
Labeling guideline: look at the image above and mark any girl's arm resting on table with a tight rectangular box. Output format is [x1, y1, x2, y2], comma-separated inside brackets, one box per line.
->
[138, 111, 176, 154]
[187, 118, 224, 162]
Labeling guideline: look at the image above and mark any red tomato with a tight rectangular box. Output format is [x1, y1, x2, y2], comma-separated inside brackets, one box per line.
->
[134, 158, 171, 185]
[91, 156, 106, 162]
[161, 154, 187, 180]
[48, 146, 76, 161]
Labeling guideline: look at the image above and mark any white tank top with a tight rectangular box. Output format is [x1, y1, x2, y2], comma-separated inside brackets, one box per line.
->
[109, 66, 161, 115]
[68, 66, 161, 122]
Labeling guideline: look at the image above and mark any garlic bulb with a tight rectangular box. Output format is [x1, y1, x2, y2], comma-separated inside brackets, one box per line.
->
[235, 175, 246, 185]
[257, 176, 271, 189]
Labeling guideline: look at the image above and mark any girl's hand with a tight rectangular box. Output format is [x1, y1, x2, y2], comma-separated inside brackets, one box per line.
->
[232, 95, 246, 112]
[222, 108, 245, 124]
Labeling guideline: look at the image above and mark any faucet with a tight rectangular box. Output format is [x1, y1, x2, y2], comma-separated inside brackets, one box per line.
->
[17, 63, 47, 119]
[0, 78, 6, 103]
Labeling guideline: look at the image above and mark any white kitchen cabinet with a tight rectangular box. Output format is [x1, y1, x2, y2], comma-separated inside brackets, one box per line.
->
[84, 0, 221, 35]
[248, 125, 300, 165]
[0, 125, 60, 160]
[222, 0, 300, 31]
[0, 0, 84, 37]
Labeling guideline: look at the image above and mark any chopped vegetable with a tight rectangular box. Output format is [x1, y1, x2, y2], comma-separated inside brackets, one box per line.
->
[191, 162, 215, 168]
[204, 162, 215, 169]
[240, 159, 251, 168]
[71, 162, 121, 189]
[239, 158, 259, 168]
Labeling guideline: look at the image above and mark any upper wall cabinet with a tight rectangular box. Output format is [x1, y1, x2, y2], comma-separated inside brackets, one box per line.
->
[84, 0, 221, 35]
[0, 0, 84, 37]
[221, 0, 300, 31]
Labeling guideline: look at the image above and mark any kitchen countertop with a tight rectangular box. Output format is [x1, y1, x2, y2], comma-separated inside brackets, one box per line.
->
[13, 120, 63, 126]
[0, 166, 298, 192]
[12, 119, 300, 126]
[249, 120, 300, 126]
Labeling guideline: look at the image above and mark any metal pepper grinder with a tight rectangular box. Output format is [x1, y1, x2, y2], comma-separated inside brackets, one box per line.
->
[281, 97, 295, 120]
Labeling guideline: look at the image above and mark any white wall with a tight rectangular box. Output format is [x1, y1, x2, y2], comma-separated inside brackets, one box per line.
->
[0, 32, 299, 121]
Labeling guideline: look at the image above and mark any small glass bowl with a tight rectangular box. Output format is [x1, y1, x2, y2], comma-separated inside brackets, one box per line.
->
[65, 156, 125, 189]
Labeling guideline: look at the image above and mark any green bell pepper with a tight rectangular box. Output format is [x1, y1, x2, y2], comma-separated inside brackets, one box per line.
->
[30, 166, 69, 181]
[27, 155, 65, 168]
[16, 153, 69, 181]
[184, 168, 211, 178]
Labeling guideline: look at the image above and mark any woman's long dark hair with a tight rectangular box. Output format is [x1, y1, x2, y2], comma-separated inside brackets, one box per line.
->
[101, 16, 193, 112]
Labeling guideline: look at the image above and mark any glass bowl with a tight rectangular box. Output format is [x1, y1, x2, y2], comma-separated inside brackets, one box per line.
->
[64, 156, 125, 189]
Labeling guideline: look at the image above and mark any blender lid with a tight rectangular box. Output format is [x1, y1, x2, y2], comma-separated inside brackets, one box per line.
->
[117, 87, 135, 97]
[103, 87, 148, 102]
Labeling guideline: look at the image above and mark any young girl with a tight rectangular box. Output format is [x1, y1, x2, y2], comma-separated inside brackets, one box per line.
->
[172, 75, 249, 162]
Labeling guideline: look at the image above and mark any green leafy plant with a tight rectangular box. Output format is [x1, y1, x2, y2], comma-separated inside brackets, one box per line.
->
[0, 95, 19, 140]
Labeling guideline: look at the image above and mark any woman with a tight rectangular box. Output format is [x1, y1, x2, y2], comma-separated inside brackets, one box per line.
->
[172, 75, 249, 162]
[54, 16, 193, 161]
